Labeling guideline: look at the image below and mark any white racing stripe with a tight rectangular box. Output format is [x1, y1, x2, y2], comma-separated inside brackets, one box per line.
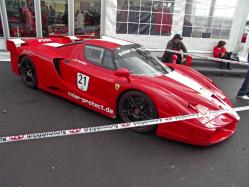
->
[43, 43, 64, 47]
[165, 71, 240, 120]
[66, 36, 80, 40]
[101, 36, 133, 46]
[0, 106, 248, 144]
[166, 71, 213, 98]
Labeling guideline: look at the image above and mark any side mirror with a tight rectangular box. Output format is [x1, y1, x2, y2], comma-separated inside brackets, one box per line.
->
[115, 68, 131, 81]
[115, 68, 130, 78]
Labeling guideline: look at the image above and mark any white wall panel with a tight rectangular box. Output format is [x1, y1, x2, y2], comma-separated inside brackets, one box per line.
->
[102, 0, 249, 56]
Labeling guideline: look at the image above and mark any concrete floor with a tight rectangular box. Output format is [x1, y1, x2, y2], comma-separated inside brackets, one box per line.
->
[0, 61, 249, 187]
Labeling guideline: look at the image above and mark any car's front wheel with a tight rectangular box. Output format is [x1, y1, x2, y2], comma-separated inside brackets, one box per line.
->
[19, 56, 37, 88]
[118, 91, 158, 133]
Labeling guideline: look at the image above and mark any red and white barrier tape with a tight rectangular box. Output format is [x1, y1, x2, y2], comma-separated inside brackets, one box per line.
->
[0, 106, 249, 144]
[163, 49, 249, 66]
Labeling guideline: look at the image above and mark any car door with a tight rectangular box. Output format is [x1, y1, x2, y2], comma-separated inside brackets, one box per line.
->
[59, 44, 120, 117]
[79, 44, 119, 116]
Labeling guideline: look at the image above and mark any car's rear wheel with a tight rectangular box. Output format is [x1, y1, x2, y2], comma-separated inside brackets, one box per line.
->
[118, 91, 158, 133]
[19, 56, 37, 88]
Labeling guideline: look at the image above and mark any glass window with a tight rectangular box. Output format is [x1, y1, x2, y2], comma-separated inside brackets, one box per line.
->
[102, 50, 116, 70]
[182, 0, 238, 39]
[0, 14, 3, 37]
[116, 22, 127, 34]
[84, 45, 104, 66]
[5, 0, 36, 37]
[74, 0, 101, 38]
[114, 44, 172, 76]
[116, 0, 175, 36]
[41, 0, 68, 36]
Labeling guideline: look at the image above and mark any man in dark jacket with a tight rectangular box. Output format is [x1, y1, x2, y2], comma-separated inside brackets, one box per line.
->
[237, 66, 249, 100]
[161, 34, 187, 64]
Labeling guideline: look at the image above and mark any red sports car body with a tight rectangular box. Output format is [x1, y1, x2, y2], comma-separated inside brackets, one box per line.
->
[7, 36, 239, 145]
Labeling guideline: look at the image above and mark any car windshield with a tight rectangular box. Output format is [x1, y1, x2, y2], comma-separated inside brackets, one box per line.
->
[114, 44, 172, 76]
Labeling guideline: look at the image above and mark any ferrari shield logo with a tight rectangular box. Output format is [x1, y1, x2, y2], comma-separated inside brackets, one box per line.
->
[115, 84, 120, 91]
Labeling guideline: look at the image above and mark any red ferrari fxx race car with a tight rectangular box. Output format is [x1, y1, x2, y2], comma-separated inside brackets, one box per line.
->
[7, 36, 239, 145]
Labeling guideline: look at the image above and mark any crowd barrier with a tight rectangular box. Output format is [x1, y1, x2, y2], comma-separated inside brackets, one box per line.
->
[0, 106, 249, 144]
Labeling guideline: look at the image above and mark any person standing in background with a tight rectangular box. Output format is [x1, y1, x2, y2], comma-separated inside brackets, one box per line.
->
[22, 2, 34, 31]
[182, 16, 192, 37]
[49, 5, 55, 25]
[75, 10, 84, 30]
[237, 66, 249, 100]
[62, 4, 68, 25]
[41, 1, 49, 35]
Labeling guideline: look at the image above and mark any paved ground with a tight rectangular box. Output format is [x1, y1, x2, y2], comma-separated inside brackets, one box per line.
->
[0, 61, 249, 187]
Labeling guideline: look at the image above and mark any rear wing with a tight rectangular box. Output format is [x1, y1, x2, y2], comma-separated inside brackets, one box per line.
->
[6, 36, 88, 75]
[6, 38, 26, 53]
[6, 35, 89, 52]
[6, 38, 28, 75]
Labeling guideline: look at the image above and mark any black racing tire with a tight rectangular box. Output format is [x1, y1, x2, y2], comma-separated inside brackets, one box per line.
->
[19, 56, 37, 88]
[118, 91, 158, 133]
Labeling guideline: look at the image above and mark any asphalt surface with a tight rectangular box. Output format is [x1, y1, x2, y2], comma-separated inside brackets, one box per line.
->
[0, 61, 249, 187]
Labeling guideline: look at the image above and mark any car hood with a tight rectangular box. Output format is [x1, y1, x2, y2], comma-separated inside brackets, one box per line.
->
[131, 68, 239, 121]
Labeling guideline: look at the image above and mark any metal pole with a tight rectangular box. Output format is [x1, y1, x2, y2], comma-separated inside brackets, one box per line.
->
[205, 0, 216, 33]
[100, 0, 105, 37]
[34, 0, 42, 38]
[0, 0, 10, 40]
[68, 0, 74, 35]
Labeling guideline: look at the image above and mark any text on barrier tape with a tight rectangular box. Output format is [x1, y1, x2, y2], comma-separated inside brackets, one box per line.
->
[1, 106, 249, 144]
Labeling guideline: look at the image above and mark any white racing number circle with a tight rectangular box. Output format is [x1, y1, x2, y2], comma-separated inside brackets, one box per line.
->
[77, 73, 90, 91]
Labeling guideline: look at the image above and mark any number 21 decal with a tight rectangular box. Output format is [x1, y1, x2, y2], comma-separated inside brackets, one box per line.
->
[77, 73, 90, 91]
